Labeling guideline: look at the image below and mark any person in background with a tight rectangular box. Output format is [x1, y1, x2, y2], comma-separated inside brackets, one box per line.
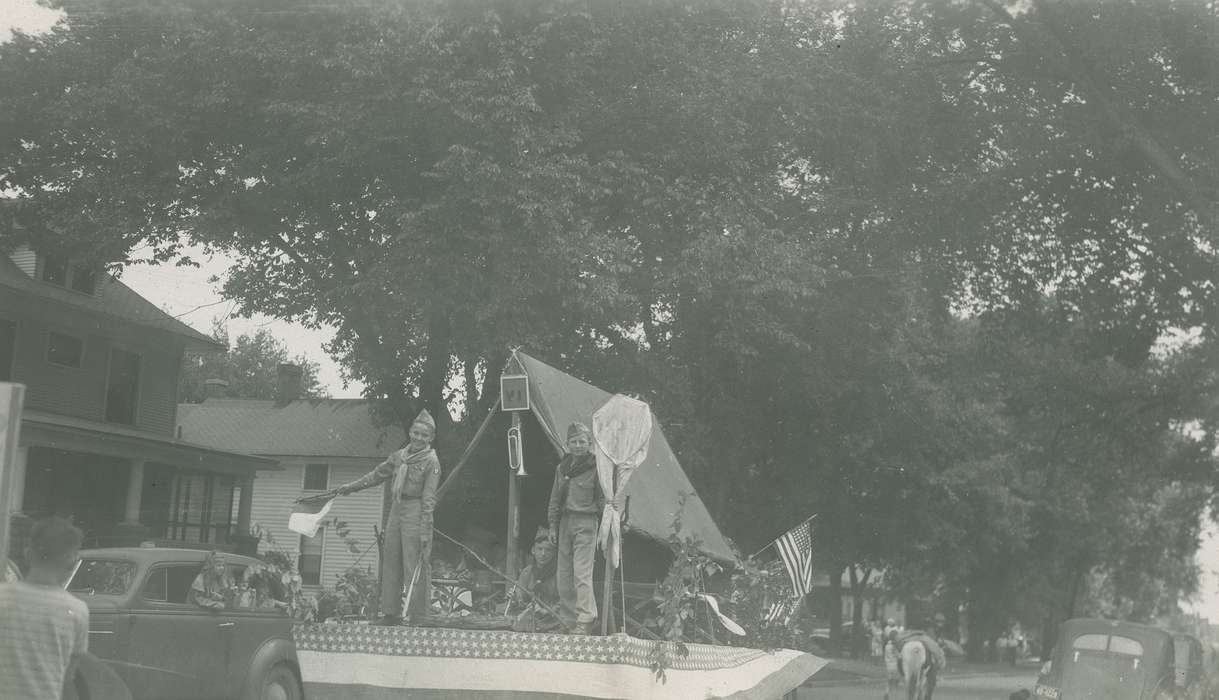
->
[189, 550, 233, 610]
[336, 409, 441, 625]
[509, 527, 560, 632]
[883, 617, 899, 640]
[547, 421, 603, 635]
[0, 516, 90, 700]
[870, 619, 884, 658]
[883, 627, 901, 700]
[3, 557, 20, 583]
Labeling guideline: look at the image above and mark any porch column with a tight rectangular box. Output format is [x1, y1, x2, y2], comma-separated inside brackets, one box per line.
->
[236, 475, 254, 535]
[124, 460, 145, 523]
[9, 446, 27, 514]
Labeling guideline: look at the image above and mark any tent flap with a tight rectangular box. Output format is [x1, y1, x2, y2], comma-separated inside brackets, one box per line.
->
[515, 352, 736, 564]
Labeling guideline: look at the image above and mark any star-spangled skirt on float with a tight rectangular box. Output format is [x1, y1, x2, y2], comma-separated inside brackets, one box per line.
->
[293, 623, 825, 699]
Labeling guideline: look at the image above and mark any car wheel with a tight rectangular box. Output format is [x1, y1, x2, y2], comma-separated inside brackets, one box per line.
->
[256, 663, 301, 700]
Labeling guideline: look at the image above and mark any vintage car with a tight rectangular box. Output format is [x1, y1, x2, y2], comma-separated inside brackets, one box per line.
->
[1034, 618, 1177, 700]
[67, 547, 302, 700]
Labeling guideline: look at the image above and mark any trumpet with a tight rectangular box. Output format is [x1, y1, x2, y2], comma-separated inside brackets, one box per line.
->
[507, 425, 526, 476]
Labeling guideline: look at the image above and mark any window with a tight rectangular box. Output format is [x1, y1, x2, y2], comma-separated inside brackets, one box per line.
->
[40, 255, 97, 295]
[299, 533, 323, 586]
[106, 348, 141, 424]
[46, 332, 83, 368]
[0, 319, 14, 382]
[156, 472, 236, 545]
[41, 255, 68, 286]
[142, 567, 168, 602]
[67, 559, 137, 596]
[143, 565, 201, 605]
[303, 464, 329, 491]
[70, 265, 97, 295]
[1072, 634, 1108, 651]
[1108, 636, 1144, 656]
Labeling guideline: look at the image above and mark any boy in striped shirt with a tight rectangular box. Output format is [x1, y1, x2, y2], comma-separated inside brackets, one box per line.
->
[0, 516, 89, 700]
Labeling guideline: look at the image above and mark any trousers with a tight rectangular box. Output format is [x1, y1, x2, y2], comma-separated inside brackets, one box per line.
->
[381, 499, 428, 618]
[557, 511, 598, 627]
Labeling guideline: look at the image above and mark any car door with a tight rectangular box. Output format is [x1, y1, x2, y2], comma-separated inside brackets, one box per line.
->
[124, 563, 231, 700]
[218, 563, 293, 699]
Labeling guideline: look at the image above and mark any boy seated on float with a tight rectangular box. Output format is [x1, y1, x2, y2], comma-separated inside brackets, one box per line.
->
[508, 527, 561, 632]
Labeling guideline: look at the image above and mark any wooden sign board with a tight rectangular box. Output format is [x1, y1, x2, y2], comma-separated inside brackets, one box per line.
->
[0, 383, 26, 577]
[500, 375, 530, 412]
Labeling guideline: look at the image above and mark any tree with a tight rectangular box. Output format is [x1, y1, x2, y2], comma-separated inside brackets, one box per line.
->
[3, 0, 1219, 654]
[178, 320, 326, 403]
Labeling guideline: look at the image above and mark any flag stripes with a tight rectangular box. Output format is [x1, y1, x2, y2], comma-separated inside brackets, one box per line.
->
[774, 520, 814, 599]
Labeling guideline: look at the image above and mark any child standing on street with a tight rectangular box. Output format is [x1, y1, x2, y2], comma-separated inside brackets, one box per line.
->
[883, 629, 901, 700]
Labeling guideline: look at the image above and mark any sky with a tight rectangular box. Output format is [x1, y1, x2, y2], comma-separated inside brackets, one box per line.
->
[117, 251, 365, 399]
[4, 0, 1219, 624]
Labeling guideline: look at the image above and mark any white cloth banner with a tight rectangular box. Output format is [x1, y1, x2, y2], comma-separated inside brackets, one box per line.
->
[592, 394, 652, 570]
[698, 594, 747, 636]
[289, 498, 333, 538]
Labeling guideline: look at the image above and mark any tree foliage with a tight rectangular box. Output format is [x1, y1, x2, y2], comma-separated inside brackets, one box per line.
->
[178, 320, 326, 402]
[2, 0, 1218, 655]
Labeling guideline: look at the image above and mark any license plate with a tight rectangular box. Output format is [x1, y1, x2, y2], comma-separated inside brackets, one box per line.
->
[1035, 685, 1061, 699]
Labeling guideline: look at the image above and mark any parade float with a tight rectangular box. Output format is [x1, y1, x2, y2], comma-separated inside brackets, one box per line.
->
[291, 351, 825, 699]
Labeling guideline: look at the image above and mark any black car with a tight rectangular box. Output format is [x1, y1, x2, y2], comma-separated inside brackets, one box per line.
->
[68, 547, 302, 700]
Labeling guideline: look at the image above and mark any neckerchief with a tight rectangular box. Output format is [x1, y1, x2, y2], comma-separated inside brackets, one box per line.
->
[559, 453, 596, 479]
[391, 445, 438, 497]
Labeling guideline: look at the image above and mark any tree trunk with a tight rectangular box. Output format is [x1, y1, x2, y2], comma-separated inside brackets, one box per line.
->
[478, 349, 508, 414]
[419, 311, 452, 429]
[1040, 614, 1056, 663]
[849, 566, 870, 658]
[462, 355, 479, 422]
[828, 565, 844, 656]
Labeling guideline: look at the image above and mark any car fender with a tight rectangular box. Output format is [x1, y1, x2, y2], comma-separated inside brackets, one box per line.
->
[238, 636, 299, 700]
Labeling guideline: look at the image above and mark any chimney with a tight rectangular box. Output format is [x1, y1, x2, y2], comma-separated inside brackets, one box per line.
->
[276, 363, 303, 404]
[203, 378, 229, 399]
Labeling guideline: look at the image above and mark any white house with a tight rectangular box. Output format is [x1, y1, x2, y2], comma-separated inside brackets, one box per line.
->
[176, 367, 403, 590]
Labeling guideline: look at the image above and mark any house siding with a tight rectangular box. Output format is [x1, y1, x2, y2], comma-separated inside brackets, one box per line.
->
[0, 299, 183, 437]
[9, 247, 37, 276]
[249, 458, 383, 591]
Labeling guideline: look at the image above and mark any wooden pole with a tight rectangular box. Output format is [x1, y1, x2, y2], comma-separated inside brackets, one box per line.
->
[600, 463, 617, 636]
[0, 383, 27, 576]
[435, 400, 501, 503]
[505, 411, 522, 580]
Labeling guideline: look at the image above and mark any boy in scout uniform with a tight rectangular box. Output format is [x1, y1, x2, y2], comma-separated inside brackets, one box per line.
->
[547, 422, 602, 634]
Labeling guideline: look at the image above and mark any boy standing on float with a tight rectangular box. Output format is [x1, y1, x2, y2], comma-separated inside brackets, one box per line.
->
[547, 422, 602, 635]
[336, 409, 440, 625]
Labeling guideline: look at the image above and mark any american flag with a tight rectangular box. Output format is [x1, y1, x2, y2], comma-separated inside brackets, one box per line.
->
[763, 598, 795, 625]
[774, 519, 814, 598]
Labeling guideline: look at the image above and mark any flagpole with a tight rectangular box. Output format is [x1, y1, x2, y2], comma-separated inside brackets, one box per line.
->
[749, 513, 817, 560]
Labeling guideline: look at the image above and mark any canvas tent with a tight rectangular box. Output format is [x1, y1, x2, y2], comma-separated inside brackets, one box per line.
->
[435, 351, 735, 568]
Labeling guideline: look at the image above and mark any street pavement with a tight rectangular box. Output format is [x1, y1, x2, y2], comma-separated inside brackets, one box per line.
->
[796, 657, 1040, 700]
[796, 670, 1038, 699]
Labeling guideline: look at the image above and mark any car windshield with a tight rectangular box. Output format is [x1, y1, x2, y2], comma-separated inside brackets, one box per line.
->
[68, 559, 138, 596]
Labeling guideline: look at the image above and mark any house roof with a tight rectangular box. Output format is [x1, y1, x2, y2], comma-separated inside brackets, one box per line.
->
[21, 409, 279, 475]
[176, 399, 406, 459]
[0, 253, 220, 350]
[444, 351, 737, 564]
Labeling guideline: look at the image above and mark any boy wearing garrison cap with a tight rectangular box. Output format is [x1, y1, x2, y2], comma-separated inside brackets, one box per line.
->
[337, 409, 440, 625]
[547, 421, 603, 634]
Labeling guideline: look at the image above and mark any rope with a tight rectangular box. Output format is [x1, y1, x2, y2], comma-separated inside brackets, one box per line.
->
[432, 527, 564, 623]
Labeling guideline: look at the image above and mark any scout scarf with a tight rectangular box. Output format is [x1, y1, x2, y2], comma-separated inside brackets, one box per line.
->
[390, 445, 438, 497]
[559, 452, 596, 479]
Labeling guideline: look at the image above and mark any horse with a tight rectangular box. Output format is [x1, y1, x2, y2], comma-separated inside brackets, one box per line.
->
[898, 635, 944, 700]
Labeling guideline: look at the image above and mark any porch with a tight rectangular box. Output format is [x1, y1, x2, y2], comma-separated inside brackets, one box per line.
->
[10, 409, 278, 557]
